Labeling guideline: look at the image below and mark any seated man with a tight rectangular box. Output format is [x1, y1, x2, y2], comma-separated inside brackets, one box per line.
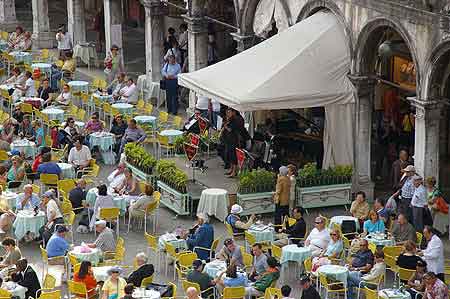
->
[11, 259, 41, 299]
[118, 119, 146, 158]
[51, 83, 72, 107]
[87, 220, 116, 252]
[304, 216, 330, 257]
[274, 206, 307, 246]
[107, 163, 126, 189]
[245, 257, 280, 298]
[225, 204, 255, 234]
[299, 275, 321, 299]
[116, 78, 137, 104]
[249, 243, 268, 281]
[127, 252, 155, 287]
[46, 226, 70, 258]
[350, 191, 370, 228]
[347, 251, 386, 299]
[391, 213, 416, 245]
[36, 78, 54, 102]
[186, 259, 216, 298]
[349, 239, 374, 274]
[68, 136, 92, 172]
[109, 72, 126, 96]
[215, 238, 244, 268]
[68, 179, 87, 213]
[37, 152, 62, 178]
[15, 184, 40, 210]
[13, 71, 36, 101]
[374, 198, 390, 224]
[184, 213, 214, 261]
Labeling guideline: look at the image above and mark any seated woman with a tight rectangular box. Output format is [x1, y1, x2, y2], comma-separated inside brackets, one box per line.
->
[85, 112, 104, 135]
[0, 237, 21, 269]
[46, 84, 71, 107]
[39, 190, 64, 244]
[396, 240, 423, 271]
[7, 26, 25, 51]
[7, 155, 25, 183]
[110, 114, 127, 153]
[426, 176, 448, 235]
[89, 184, 114, 230]
[73, 261, 97, 296]
[311, 228, 344, 271]
[115, 168, 139, 196]
[245, 257, 280, 298]
[406, 260, 427, 299]
[362, 210, 385, 236]
[215, 264, 248, 293]
[128, 184, 154, 219]
[0, 187, 15, 234]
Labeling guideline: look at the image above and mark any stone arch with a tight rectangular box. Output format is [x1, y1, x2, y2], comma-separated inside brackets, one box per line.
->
[423, 40, 450, 100]
[354, 17, 421, 94]
[296, 0, 353, 61]
[239, 0, 291, 35]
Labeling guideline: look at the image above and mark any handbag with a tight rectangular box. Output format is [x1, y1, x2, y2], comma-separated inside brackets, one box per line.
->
[160, 62, 169, 90]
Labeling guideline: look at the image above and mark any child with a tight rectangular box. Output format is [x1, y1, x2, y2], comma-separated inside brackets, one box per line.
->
[122, 283, 134, 299]
[281, 285, 294, 299]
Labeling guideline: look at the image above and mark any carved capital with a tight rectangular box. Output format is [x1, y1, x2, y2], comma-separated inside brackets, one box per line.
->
[230, 33, 256, 52]
[140, 0, 168, 16]
[407, 96, 442, 120]
[183, 14, 208, 33]
[348, 74, 376, 98]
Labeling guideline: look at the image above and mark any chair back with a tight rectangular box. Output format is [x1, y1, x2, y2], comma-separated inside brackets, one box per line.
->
[144, 232, 157, 251]
[0, 150, 9, 161]
[103, 102, 111, 113]
[181, 280, 200, 293]
[32, 184, 41, 195]
[40, 173, 59, 186]
[165, 242, 177, 258]
[223, 287, 245, 299]
[138, 181, 148, 193]
[362, 286, 378, 299]
[157, 134, 170, 146]
[173, 116, 183, 129]
[136, 99, 145, 110]
[73, 263, 81, 274]
[271, 244, 282, 260]
[117, 237, 125, 249]
[384, 254, 398, 271]
[38, 290, 61, 299]
[244, 231, 256, 247]
[225, 222, 234, 237]
[20, 102, 33, 114]
[61, 200, 73, 215]
[304, 257, 312, 273]
[161, 282, 176, 299]
[140, 275, 154, 287]
[77, 109, 86, 121]
[416, 232, 423, 247]
[178, 252, 198, 268]
[383, 246, 403, 258]
[211, 238, 220, 253]
[159, 111, 168, 123]
[57, 179, 76, 194]
[114, 245, 126, 261]
[40, 245, 49, 262]
[0, 289, 11, 299]
[242, 252, 253, 270]
[43, 273, 57, 289]
[99, 207, 120, 221]
[264, 288, 282, 299]
[67, 280, 87, 295]
[64, 211, 76, 225]
[67, 253, 78, 267]
[368, 242, 377, 254]
[153, 191, 161, 201]
[398, 267, 416, 281]
[144, 103, 153, 114]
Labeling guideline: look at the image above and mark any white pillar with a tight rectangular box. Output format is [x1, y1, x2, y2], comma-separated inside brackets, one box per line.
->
[0, 0, 18, 31]
[32, 0, 53, 49]
[141, 0, 167, 82]
[103, 0, 122, 54]
[413, 100, 441, 181]
[67, 0, 86, 45]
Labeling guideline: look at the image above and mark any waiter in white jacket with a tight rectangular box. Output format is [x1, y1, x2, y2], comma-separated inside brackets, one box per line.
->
[419, 225, 445, 281]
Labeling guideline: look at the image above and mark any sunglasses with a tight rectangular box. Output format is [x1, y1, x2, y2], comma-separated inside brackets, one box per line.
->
[330, 233, 337, 236]
[315, 222, 322, 224]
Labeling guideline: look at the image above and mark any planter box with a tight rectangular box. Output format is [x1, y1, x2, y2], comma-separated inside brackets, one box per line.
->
[157, 180, 191, 216]
[125, 161, 157, 188]
[296, 183, 352, 212]
[236, 192, 275, 216]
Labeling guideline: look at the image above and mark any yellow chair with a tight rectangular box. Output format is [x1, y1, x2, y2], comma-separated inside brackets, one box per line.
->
[397, 267, 415, 283]
[385, 254, 398, 275]
[45, 135, 52, 148]
[319, 273, 346, 298]
[37, 290, 61, 299]
[101, 244, 125, 266]
[31, 183, 41, 195]
[42, 273, 57, 290]
[383, 246, 403, 258]
[0, 289, 12, 299]
[20, 102, 33, 116]
[225, 222, 244, 238]
[357, 287, 378, 299]
[258, 287, 282, 299]
[1, 31, 8, 41]
[140, 275, 154, 287]
[144, 103, 153, 115]
[77, 108, 86, 121]
[57, 179, 76, 195]
[56, 210, 76, 243]
[223, 287, 245, 299]
[161, 282, 176, 299]
[176, 251, 198, 280]
[368, 242, 377, 254]
[172, 116, 183, 129]
[158, 111, 169, 127]
[357, 273, 384, 299]
[97, 79, 107, 90]
[1, 89, 12, 114]
[242, 252, 253, 272]
[271, 244, 282, 261]
[144, 232, 159, 268]
[181, 280, 214, 299]
[416, 232, 423, 247]
[165, 242, 189, 278]
[67, 280, 96, 299]
[0, 150, 9, 161]
[80, 163, 100, 184]
[40, 173, 59, 190]
[40, 246, 64, 280]
[98, 207, 121, 235]
[157, 134, 175, 158]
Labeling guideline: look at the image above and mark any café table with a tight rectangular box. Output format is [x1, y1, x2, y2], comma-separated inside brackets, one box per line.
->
[20, 97, 44, 109]
[92, 266, 113, 282]
[378, 289, 411, 299]
[329, 215, 360, 231]
[11, 139, 36, 159]
[10, 51, 32, 64]
[2, 282, 27, 299]
[133, 288, 161, 299]
[135, 115, 157, 127]
[204, 260, 227, 278]
[57, 162, 75, 179]
[197, 188, 228, 222]
[42, 107, 65, 123]
[68, 80, 89, 93]
[62, 121, 85, 129]
[0, 191, 18, 210]
[112, 103, 134, 114]
[85, 187, 130, 215]
[248, 223, 275, 243]
[13, 210, 46, 240]
[70, 245, 102, 266]
[93, 93, 113, 102]
[159, 129, 183, 144]
[317, 264, 349, 285]
[73, 44, 98, 69]
[31, 63, 52, 76]
[280, 244, 311, 264]
[89, 131, 115, 165]
[158, 233, 187, 250]
[365, 233, 395, 247]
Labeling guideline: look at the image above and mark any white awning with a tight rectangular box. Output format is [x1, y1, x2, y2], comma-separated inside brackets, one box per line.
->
[178, 11, 355, 112]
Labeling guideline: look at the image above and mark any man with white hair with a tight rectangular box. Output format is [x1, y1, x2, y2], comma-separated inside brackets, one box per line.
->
[15, 184, 40, 210]
[185, 287, 201, 299]
[127, 252, 155, 287]
[225, 204, 255, 234]
[184, 213, 214, 261]
[86, 220, 116, 252]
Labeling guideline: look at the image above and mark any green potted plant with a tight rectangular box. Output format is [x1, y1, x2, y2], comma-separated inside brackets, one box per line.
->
[238, 169, 276, 194]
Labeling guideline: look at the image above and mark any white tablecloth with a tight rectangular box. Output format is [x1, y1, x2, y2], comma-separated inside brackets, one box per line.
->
[89, 132, 115, 151]
[365, 233, 395, 247]
[159, 129, 183, 143]
[0, 191, 18, 210]
[57, 162, 75, 179]
[10, 51, 32, 64]
[70, 246, 103, 266]
[379, 289, 411, 299]
[133, 288, 161, 299]
[329, 215, 360, 231]
[158, 233, 187, 250]
[42, 108, 65, 123]
[73, 44, 98, 66]
[204, 260, 227, 278]
[31, 63, 52, 74]
[11, 139, 36, 158]
[112, 103, 134, 114]
[197, 188, 228, 222]
[135, 115, 157, 126]
[13, 210, 46, 240]
[248, 224, 275, 243]
[317, 265, 349, 284]
[280, 245, 311, 264]
[68, 81, 89, 93]
[92, 266, 113, 282]
[2, 282, 27, 299]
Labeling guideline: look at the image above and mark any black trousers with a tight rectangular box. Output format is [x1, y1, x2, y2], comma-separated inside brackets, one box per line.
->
[274, 204, 289, 226]
[39, 217, 65, 244]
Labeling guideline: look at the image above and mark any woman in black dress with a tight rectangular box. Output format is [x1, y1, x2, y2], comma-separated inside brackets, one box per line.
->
[223, 108, 240, 178]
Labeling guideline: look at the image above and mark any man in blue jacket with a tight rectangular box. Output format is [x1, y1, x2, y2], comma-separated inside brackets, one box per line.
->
[185, 213, 214, 261]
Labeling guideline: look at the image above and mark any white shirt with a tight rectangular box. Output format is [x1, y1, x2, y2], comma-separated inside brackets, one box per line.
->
[24, 78, 36, 97]
[411, 184, 427, 208]
[178, 31, 188, 50]
[211, 99, 220, 112]
[164, 47, 182, 64]
[306, 227, 330, 251]
[112, 82, 125, 96]
[422, 234, 444, 274]
[56, 92, 71, 105]
[56, 32, 72, 50]
[196, 95, 209, 110]
[68, 145, 92, 166]
[47, 199, 63, 220]
[120, 83, 136, 98]
[107, 170, 125, 189]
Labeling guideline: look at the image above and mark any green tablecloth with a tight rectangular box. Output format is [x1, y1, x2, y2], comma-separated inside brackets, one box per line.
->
[13, 210, 46, 240]
[248, 224, 275, 243]
[317, 264, 349, 283]
[70, 246, 103, 266]
[280, 245, 311, 264]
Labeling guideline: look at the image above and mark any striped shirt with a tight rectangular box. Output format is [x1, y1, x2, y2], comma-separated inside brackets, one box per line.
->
[401, 177, 414, 198]
[94, 227, 116, 252]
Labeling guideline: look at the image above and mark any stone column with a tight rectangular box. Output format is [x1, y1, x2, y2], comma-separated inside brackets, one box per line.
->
[141, 0, 167, 83]
[32, 0, 53, 49]
[103, 0, 123, 53]
[0, 0, 18, 31]
[349, 75, 375, 200]
[67, 0, 86, 45]
[412, 99, 441, 181]
[184, 0, 208, 113]
[231, 32, 256, 53]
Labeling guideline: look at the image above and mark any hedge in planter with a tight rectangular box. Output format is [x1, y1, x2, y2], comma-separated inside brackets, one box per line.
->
[297, 162, 352, 187]
[156, 159, 188, 193]
[238, 169, 276, 194]
[124, 143, 157, 174]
